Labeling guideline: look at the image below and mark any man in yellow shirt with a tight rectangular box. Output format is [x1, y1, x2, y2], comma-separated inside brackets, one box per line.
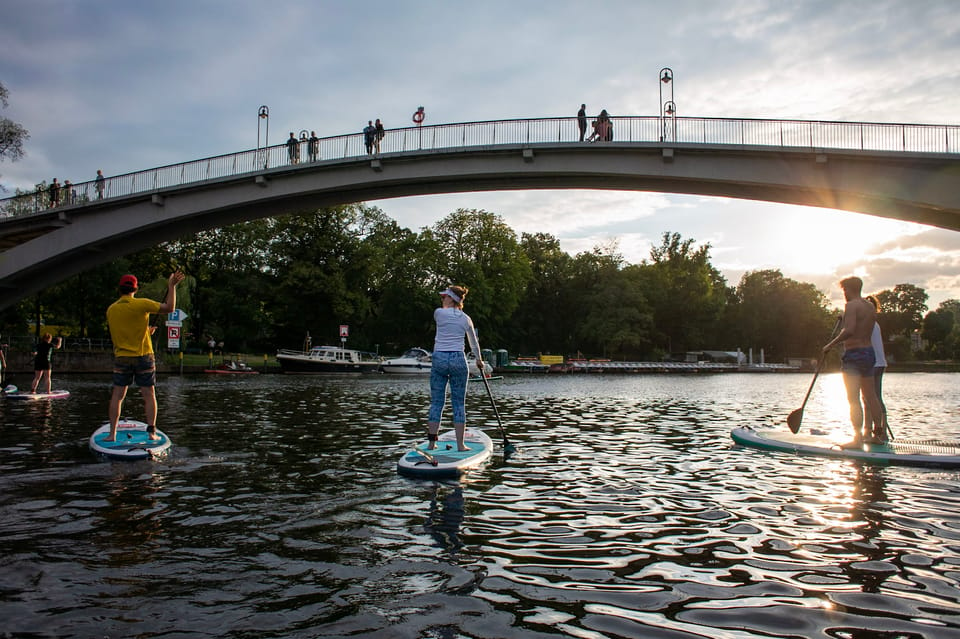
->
[105, 271, 185, 442]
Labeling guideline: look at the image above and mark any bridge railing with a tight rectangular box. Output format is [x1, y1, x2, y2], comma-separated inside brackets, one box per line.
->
[2, 115, 958, 218]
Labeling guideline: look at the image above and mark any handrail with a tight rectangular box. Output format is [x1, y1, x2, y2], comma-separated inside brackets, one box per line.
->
[2, 114, 958, 218]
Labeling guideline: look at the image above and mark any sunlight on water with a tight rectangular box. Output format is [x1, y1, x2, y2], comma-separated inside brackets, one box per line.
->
[0, 372, 958, 638]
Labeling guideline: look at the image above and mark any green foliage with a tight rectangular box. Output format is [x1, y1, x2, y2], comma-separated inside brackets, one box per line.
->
[638, 232, 728, 354]
[923, 299, 960, 359]
[875, 283, 929, 338]
[731, 269, 833, 359]
[0, 81, 29, 176]
[426, 209, 532, 347]
[9, 203, 949, 364]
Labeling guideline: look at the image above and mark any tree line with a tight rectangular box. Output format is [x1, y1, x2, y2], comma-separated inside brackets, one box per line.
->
[1, 204, 957, 363]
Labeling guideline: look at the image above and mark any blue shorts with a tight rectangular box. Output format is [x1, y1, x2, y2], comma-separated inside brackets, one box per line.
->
[113, 354, 156, 387]
[841, 347, 875, 378]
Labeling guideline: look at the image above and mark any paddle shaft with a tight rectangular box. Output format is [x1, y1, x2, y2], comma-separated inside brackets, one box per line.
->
[477, 361, 510, 448]
[797, 355, 826, 412]
[788, 316, 842, 432]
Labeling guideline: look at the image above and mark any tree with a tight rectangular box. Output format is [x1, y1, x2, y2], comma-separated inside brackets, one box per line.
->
[638, 232, 728, 354]
[0, 82, 29, 187]
[730, 269, 833, 360]
[426, 209, 532, 347]
[508, 232, 575, 355]
[875, 283, 929, 339]
[922, 299, 960, 359]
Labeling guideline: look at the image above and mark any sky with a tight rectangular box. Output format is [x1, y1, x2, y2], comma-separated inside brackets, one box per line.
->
[1, 0, 958, 310]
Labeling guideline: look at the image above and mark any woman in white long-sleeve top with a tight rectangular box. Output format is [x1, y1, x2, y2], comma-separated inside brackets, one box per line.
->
[427, 285, 481, 452]
[865, 295, 889, 442]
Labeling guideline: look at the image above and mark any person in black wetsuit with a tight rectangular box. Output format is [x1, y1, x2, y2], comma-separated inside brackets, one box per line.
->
[30, 333, 62, 394]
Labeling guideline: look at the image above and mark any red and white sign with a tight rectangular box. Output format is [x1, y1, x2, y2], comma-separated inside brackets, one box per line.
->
[339, 325, 349, 338]
[167, 326, 180, 349]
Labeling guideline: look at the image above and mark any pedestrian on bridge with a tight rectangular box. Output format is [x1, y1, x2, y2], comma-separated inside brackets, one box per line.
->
[363, 120, 376, 154]
[577, 104, 587, 141]
[308, 131, 319, 162]
[48, 178, 61, 207]
[374, 119, 385, 154]
[95, 170, 105, 199]
[286, 132, 299, 164]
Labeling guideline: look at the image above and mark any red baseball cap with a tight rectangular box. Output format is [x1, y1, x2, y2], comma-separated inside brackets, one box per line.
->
[118, 274, 138, 289]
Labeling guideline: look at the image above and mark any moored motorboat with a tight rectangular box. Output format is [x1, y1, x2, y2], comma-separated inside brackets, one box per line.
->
[276, 345, 381, 374]
[203, 360, 259, 374]
[380, 347, 432, 374]
[379, 347, 493, 376]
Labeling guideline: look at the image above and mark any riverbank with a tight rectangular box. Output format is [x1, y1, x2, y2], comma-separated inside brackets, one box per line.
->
[2, 349, 957, 375]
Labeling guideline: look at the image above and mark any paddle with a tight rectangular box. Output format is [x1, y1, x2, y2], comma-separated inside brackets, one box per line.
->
[787, 316, 842, 434]
[477, 363, 516, 454]
[412, 447, 439, 466]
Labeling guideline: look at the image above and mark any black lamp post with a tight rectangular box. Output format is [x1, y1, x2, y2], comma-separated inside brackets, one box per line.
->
[257, 105, 270, 168]
[659, 68, 676, 142]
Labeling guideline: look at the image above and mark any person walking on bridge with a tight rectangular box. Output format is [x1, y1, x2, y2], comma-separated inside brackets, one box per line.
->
[105, 271, 185, 442]
[577, 104, 587, 141]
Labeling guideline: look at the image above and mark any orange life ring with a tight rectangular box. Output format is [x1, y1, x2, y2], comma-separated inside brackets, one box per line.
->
[412, 109, 425, 124]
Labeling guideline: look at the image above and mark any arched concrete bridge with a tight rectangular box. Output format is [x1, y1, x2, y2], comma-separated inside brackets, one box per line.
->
[1, 115, 958, 310]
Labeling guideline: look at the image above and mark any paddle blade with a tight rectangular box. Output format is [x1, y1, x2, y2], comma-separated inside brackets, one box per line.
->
[787, 408, 803, 434]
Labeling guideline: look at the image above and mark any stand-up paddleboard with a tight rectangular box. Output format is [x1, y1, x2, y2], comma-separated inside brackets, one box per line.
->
[732, 426, 960, 469]
[89, 420, 172, 461]
[4, 389, 70, 401]
[397, 427, 493, 478]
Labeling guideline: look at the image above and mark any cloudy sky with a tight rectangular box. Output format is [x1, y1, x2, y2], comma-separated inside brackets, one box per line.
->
[2, 0, 958, 309]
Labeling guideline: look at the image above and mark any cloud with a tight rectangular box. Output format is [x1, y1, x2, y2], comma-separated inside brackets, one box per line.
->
[2, 0, 957, 310]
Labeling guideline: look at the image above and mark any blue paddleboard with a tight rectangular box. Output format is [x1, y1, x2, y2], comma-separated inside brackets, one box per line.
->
[397, 427, 493, 478]
[89, 420, 172, 461]
[4, 389, 70, 401]
[732, 426, 960, 468]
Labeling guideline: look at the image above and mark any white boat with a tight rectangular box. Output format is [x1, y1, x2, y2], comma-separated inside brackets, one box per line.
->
[380, 347, 432, 374]
[380, 347, 493, 376]
[276, 345, 381, 374]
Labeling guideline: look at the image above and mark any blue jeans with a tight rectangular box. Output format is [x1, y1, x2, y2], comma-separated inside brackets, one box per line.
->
[429, 351, 468, 423]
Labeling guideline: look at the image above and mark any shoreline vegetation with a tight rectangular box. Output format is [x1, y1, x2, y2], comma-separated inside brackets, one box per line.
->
[2, 349, 957, 375]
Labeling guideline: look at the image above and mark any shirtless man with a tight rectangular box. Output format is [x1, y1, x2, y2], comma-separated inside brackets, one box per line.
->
[823, 276, 885, 446]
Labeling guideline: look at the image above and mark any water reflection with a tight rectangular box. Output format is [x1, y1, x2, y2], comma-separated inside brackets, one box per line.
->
[0, 373, 957, 638]
[425, 484, 466, 558]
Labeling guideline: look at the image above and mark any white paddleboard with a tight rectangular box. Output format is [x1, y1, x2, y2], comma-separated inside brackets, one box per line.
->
[397, 427, 493, 478]
[5, 389, 70, 401]
[732, 426, 960, 468]
[89, 420, 172, 461]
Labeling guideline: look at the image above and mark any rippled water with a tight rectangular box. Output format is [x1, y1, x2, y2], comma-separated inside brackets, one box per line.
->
[1, 372, 959, 638]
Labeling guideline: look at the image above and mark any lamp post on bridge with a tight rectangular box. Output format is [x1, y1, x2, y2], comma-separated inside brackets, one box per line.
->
[298, 129, 309, 165]
[257, 105, 270, 169]
[659, 68, 676, 142]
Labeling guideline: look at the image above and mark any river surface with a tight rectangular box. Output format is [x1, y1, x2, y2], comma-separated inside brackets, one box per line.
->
[1, 372, 958, 639]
